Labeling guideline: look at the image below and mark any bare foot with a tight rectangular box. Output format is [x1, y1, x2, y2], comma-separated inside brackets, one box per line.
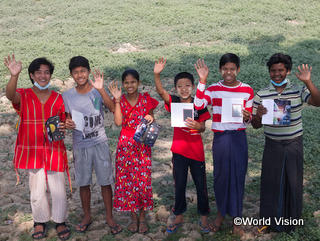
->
[233, 225, 245, 236]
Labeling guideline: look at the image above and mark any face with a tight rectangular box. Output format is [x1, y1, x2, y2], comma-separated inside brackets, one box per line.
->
[269, 63, 290, 84]
[219, 62, 240, 86]
[30, 64, 51, 86]
[71, 66, 90, 86]
[123, 74, 139, 94]
[175, 78, 194, 100]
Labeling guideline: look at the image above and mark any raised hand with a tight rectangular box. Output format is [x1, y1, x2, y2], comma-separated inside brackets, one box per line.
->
[194, 59, 209, 84]
[90, 69, 104, 90]
[295, 64, 312, 85]
[4, 54, 22, 77]
[154, 57, 167, 74]
[108, 81, 122, 100]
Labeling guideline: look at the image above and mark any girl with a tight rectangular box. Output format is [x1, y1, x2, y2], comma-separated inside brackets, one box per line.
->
[108, 69, 158, 234]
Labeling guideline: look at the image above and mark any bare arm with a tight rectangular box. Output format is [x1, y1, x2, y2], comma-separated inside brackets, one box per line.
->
[90, 69, 115, 112]
[194, 59, 210, 110]
[108, 81, 122, 126]
[154, 58, 170, 104]
[4, 54, 22, 105]
[295, 64, 320, 106]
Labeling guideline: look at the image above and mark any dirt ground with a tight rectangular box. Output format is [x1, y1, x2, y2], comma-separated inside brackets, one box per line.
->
[0, 79, 277, 241]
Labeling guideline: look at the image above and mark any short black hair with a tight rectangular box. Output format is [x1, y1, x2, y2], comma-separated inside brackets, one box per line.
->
[122, 69, 140, 82]
[69, 56, 90, 73]
[174, 72, 194, 87]
[267, 53, 292, 71]
[28, 58, 54, 84]
[219, 53, 240, 69]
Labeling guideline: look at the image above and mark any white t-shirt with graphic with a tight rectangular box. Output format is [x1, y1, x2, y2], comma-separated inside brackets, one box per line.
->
[63, 87, 108, 148]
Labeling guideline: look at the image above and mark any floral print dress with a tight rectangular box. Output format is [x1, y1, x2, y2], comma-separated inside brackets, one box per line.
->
[113, 92, 158, 212]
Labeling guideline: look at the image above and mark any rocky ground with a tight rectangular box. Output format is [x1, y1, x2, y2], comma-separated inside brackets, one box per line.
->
[0, 79, 279, 241]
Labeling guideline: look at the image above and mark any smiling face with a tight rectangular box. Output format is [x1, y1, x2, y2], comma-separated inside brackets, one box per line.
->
[219, 62, 240, 86]
[30, 64, 51, 87]
[175, 78, 194, 101]
[71, 66, 90, 87]
[269, 63, 290, 84]
[123, 74, 139, 94]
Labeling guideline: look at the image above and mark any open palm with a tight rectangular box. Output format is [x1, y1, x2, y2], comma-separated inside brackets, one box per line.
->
[194, 59, 209, 83]
[108, 81, 122, 100]
[4, 54, 22, 76]
[90, 69, 104, 90]
[154, 58, 167, 74]
[295, 64, 312, 84]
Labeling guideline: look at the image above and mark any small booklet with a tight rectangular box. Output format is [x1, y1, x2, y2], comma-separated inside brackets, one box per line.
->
[221, 98, 244, 123]
[171, 103, 194, 127]
[71, 110, 85, 132]
[262, 99, 291, 125]
[45, 116, 65, 142]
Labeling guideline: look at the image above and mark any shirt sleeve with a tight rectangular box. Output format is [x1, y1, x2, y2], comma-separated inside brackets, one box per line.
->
[194, 82, 211, 110]
[252, 92, 262, 115]
[197, 107, 211, 122]
[58, 95, 66, 122]
[244, 87, 254, 113]
[12, 88, 24, 115]
[145, 92, 159, 112]
[301, 85, 311, 104]
[62, 92, 70, 114]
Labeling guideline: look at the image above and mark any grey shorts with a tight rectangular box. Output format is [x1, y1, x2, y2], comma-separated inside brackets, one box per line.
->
[73, 142, 114, 187]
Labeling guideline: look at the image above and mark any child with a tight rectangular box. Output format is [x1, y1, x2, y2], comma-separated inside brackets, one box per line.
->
[108, 69, 158, 234]
[4, 54, 71, 240]
[194, 54, 254, 236]
[63, 56, 122, 234]
[252, 53, 320, 233]
[153, 58, 211, 233]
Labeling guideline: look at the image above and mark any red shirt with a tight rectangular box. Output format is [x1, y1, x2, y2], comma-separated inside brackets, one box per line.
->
[12, 88, 68, 172]
[165, 95, 210, 162]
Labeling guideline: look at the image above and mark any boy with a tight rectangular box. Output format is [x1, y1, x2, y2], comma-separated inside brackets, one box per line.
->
[5, 54, 70, 240]
[194, 54, 254, 236]
[252, 53, 320, 233]
[63, 56, 122, 234]
[154, 58, 211, 233]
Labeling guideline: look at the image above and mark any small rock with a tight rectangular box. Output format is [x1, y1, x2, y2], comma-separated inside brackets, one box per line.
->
[314, 210, 320, 218]
[156, 205, 170, 222]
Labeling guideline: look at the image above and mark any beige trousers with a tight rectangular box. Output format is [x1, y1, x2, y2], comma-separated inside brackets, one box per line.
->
[29, 169, 67, 223]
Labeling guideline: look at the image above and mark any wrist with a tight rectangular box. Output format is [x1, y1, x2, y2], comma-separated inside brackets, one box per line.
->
[199, 78, 207, 84]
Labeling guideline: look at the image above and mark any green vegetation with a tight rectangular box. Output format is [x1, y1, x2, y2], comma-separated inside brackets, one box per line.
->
[1, 0, 320, 240]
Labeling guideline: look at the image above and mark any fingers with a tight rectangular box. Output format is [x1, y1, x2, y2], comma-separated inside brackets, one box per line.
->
[194, 59, 206, 69]
[144, 114, 154, 123]
[65, 119, 75, 129]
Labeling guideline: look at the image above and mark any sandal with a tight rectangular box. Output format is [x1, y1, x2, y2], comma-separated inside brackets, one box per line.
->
[107, 223, 122, 235]
[199, 220, 210, 234]
[166, 222, 183, 234]
[208, 222, 221, 233]
[128, 220, 139, 233]
[75, 221, 92, 233]
[56, 222, 71, 241]
[32, 222, 47, 240]
[255, 225, 269, 235]
[138, 221, 148, 234]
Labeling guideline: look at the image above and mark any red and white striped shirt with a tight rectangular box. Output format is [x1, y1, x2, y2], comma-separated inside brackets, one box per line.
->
[194, 81, 254, 132]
